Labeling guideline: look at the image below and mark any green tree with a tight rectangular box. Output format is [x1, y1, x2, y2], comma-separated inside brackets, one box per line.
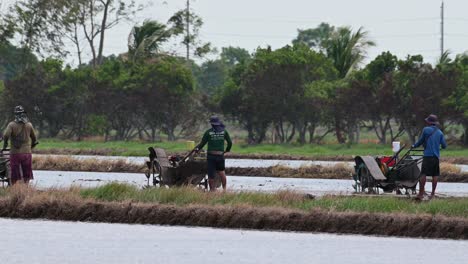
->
[194, 60, 228, 95]
[221, 45, 336, 144]
[220, 46, 251, 66]
[127, 20, 174, 62]
[0, 43, 38, 80]
[1, 58, 65, 136]
[168, 7, 211, 59]
[129, 57, 197, 141]
[361, 51, 400, 144]
[292, 23, 335, 52]
[326, 27, 375, 78]
[75, 0, 140, 66]
[5, 0, 72, 56]
[394, 55, 459, 142]
[447, 54, 468, 145]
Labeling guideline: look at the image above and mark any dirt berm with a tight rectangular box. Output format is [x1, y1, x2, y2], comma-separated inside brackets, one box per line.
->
[0, 193, 466, 240]
[34, 149, 468, 164]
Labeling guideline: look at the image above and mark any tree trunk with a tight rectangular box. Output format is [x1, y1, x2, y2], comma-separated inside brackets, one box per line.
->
[334, 115, 346, 144]
[308, 124, 316, 144]
[73, 23, 82, 65]
[151, 128, 156, 142]
[298, 122, 307, 145]
[286, 123, 296, 143]
[97, 0, 110, 65]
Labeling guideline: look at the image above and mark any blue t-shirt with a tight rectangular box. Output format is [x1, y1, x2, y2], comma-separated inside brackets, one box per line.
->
[412, 125, 447, 158]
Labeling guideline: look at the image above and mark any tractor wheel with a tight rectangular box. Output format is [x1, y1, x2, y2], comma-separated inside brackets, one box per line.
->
[358, 165, 378, 194]
[151, 161, 163, 187]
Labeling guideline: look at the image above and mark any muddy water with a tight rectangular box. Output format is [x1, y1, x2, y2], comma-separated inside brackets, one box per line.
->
[37, 154, 468, 172]
[31, 170, 468, 197]
[1, 218, 466, 264]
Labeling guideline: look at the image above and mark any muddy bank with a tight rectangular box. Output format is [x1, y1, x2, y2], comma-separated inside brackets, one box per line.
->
[33, 156, 146, 173]
[35, 148, 468, 164]
[227, 165, 352, 179]
[32, 156, 468, 183]
[0, 190, 465, 239]
[228, 163, 468, 183]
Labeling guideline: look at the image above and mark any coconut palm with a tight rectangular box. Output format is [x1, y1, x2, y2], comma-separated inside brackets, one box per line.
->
[325, 27, 375, 78]
[127, 20, 173, 62]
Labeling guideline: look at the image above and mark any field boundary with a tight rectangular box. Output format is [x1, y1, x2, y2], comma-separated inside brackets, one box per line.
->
[0, 195, 466, 239]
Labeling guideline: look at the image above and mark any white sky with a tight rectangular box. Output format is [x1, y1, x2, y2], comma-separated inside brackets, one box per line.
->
[3, 0, 468, 65]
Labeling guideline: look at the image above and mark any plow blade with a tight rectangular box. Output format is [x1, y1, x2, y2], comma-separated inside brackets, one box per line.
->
[356, 156, 387, 180]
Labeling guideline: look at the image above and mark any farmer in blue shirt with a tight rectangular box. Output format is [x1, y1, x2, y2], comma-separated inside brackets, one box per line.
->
[411, 114, 447, 199]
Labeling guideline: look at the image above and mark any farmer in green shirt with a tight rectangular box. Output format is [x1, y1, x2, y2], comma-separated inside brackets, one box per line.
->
[195, 116, 232, 191]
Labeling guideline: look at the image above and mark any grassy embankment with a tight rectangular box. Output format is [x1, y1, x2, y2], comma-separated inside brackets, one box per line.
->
[1, 184, 466, 239]
[77, 183, 468, 218]
[1, 183, 466, 218]
[37, 139, 468, 158]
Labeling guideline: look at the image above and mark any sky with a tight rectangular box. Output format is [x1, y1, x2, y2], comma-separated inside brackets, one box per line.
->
[2, 0, 468, 65]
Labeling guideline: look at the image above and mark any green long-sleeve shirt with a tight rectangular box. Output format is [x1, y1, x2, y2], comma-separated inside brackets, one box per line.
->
[197, 128, 232, 153]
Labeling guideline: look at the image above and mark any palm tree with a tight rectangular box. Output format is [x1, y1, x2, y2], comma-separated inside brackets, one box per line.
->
[127, 20, 173, 62]
[325, 27, 375, 78]
[437, 50, 452, 66]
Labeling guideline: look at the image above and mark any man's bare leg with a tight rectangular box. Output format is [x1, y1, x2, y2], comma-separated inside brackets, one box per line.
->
[417, 174, 426, 198]
[208, 179, 216, 192]
[430, 176, 438, 198]
[218, 171, 227, 191]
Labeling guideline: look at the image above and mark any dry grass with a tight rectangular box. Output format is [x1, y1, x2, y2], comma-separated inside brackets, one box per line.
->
[32, 156, 146, 173]
[440, 162, 461, 174]
[0, 184, 466, 239]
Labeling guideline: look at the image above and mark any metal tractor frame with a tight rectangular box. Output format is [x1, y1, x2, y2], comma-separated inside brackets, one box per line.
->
[353, 146, 424, 195]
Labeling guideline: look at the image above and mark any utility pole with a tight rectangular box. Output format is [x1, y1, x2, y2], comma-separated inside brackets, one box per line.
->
[440, 1, 444, 58]
[186, 0, 190, 62]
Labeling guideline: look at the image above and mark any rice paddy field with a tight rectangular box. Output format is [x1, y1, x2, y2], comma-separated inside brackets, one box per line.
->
[37, 139, 468, 158]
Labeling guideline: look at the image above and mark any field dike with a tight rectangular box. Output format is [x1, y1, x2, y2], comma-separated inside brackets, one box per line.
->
[0, 185, 466, 239]
[33, 156, 146, 173]
[35, 148, 468, 164]
[32, 156, 468, 182]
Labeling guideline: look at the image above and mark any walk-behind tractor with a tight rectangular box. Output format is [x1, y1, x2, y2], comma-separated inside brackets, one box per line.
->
[353, 145, 424, 195]
[145, 147, 221, 190]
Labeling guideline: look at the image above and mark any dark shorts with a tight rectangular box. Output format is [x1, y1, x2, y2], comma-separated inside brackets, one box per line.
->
[207, 154, 225, 179]
[10, 153, 33, 183]
[421, 156, 440, 176]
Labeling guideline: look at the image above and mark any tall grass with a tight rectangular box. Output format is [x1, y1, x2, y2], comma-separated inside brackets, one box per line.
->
[77, 183, 468, 218]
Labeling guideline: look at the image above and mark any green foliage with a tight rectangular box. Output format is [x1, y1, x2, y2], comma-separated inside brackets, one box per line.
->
[220, 46, 251, 66]
[220, 44, 337, 144]
[0, 43, 38, 80]
[168, 8, 211, 58]
[325, 27, 375, 78]
[292, 22, 335, 51]
[85, 115, 108, 136]
[127, 20, 174, 62]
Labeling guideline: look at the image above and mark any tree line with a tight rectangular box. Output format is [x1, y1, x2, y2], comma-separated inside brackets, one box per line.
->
[1, 2, 468, 145]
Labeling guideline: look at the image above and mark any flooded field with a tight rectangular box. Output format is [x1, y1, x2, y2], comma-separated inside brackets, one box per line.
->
[30, 170, 468, 197]
[1, 218, 466, 264]
[37, 154, 468, 172]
